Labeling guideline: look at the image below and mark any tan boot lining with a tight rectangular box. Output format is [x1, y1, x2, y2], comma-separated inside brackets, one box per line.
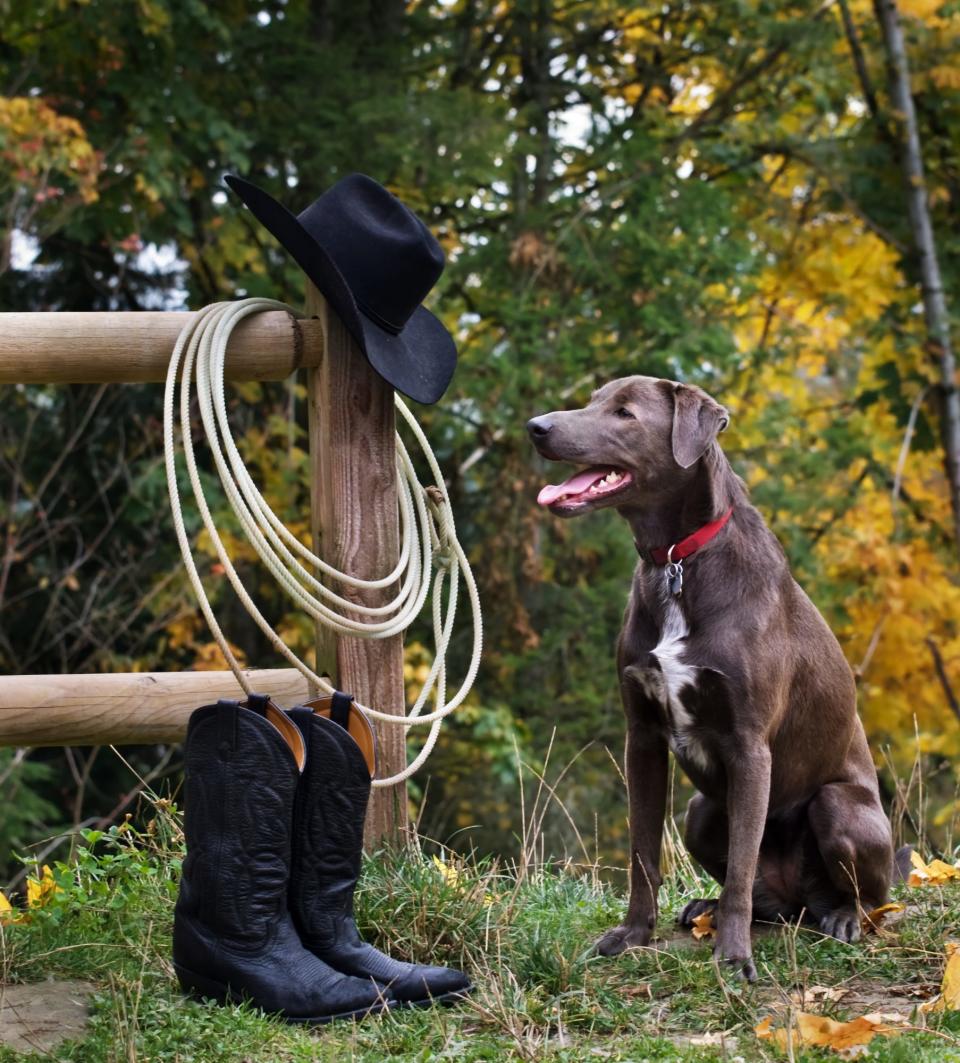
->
[264, 703, 307, 771]
[303, 696, 376, 777]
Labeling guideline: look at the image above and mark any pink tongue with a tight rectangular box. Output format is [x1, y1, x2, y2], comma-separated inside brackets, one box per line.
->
[537, 469, 605, 506]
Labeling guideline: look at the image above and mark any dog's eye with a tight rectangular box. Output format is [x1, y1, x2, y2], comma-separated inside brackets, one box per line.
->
[615, 407, 635, 420]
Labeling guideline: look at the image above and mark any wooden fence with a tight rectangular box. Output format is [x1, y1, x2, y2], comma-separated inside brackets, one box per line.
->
[0, 284, 407, 842]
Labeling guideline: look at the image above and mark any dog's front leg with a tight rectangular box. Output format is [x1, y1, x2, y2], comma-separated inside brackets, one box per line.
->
[715, 739, 771, 982]
[596, 722, 668, 956]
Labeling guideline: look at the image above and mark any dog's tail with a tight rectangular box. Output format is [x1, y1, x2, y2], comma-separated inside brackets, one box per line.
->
[893, 844, 913, 883]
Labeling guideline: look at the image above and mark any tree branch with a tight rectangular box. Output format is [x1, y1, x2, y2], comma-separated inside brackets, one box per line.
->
[926, 636, 960, 723]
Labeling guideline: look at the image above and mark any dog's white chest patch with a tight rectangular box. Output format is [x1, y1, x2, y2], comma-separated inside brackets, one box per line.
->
[631, 597, 711, 772]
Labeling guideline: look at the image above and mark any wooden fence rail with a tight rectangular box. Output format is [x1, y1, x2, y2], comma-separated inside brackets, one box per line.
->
[0, 311, 325, 383]
[0, 670, 311, 746]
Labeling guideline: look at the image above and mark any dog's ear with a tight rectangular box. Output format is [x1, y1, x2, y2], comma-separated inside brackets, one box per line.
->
[670, 384, 729, 469]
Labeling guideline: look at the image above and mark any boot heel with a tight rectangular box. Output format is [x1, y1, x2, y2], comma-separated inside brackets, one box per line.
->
[175, 962, 231, 1005]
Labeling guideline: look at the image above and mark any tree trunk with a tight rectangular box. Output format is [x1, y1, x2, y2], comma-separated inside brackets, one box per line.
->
[875, 0, 960, 560]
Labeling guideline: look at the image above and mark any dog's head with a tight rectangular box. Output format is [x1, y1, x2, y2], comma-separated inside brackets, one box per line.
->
[527, 376, 728, 517]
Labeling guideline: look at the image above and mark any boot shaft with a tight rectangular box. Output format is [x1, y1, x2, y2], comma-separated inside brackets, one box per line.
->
[285, 698, 473, 1005]
[179, 699, 303, 948]
[288, 703, 372, 937]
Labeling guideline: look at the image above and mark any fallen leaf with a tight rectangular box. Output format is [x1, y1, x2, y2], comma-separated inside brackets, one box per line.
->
[861, 901, 906, 935]
[688, 1031, 726, 1046]
[908, 850, 960, 888]
[791, 984, 850, 1007]
[920, 942, 960, 1013]
[691, 910, 716, 941]
[756, 1011, 907, 1054]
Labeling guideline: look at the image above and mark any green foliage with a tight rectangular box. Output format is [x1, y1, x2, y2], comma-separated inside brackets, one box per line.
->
[0, 751, 59, 866]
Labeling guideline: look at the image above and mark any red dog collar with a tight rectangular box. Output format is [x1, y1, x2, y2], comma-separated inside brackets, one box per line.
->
[648, 507, 734, 565]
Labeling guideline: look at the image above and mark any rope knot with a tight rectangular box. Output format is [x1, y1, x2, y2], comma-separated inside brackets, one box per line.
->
[425, 485, 455, 571]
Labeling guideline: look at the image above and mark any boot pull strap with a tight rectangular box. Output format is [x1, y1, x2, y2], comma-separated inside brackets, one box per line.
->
[216, 699, 239, 752]
[243, 692, 270, 716]
[331, 691, 353, 732]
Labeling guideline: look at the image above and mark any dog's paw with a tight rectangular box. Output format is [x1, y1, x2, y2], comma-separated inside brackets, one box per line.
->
[594, 923, 652, 957]
[715, 948, 758, 983]
[819, 907, 861, 944]
[714, 921, 757, 983]
[677, 897, 719, 928]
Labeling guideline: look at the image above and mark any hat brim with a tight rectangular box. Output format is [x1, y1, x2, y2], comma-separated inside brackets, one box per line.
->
[224, 174, 455, 405]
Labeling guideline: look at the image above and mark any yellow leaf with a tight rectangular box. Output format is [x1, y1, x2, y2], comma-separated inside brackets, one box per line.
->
[431, 853, 493, 906]
[861, 901, 906, 934]
[691, 910, 716, 941]
[756, 1011, 906, 1053]
[908, 850, 960, 887]
[432, 854, 461, 888]
[0, 891, 24, 925]
[920, 942, 960, 1013]
[25, 864, 58, 909]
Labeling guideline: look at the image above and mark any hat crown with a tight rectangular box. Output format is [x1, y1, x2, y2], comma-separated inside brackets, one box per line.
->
[298, 174, 444, 334]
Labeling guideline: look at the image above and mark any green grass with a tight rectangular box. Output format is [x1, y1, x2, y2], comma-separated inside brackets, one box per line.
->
[1, 806, 960, 1062]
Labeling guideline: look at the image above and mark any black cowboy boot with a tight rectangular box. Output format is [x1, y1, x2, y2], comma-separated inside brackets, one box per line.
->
[173, 696, 395, 1023]
[288, 693, 472, 1007]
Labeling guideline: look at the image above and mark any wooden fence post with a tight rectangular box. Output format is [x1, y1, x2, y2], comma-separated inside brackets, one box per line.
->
[305, 282, 408, 846]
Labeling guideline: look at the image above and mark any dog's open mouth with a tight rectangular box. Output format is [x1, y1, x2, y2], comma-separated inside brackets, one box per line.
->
[537, 467, 633, 511]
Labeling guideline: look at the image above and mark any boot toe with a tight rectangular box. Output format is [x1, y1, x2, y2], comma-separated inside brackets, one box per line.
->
[389, 963, 473, 1006]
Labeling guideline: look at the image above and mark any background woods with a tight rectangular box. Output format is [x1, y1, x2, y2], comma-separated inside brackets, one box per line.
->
[1, 0, 958, 879]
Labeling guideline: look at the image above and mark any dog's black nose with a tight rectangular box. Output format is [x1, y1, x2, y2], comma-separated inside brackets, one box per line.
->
[526, 416, 553, 439]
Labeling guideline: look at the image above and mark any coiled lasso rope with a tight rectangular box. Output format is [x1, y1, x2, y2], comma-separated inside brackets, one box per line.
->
[163, 298, 483, 787]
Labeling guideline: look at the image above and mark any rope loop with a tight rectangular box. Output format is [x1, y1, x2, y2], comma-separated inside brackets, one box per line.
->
[163, 299, 483, 787]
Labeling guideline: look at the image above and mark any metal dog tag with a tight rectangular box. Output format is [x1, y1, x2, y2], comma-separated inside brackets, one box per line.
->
[666, 561, 683, 597]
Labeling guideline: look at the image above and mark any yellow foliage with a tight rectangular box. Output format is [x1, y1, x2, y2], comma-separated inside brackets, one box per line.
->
[432, 852, 494, 905]
[930, 65, 960, 90]
[0, 890, 19, 924]
[26, 864, 59, 908]
[404, 641, 435, 704]
[432, 853, 461, 887]
[0, 96, 99, 216]
[715, 145, 960, 791]
[920, 942, 960, 1012]
[0, 865, 60, 925]
[191, 641, 247, 671]
[897, 0, 947, 21]
[668, 76, 714, 118]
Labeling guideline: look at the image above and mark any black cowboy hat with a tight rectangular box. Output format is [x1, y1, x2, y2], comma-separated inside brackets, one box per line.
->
[224, 172, 457, 405]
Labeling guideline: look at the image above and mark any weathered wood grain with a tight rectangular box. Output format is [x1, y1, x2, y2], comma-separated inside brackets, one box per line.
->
[0, 669, 311, 746]
[305, 283, 408, 845]
[0, 311, 324, 383]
